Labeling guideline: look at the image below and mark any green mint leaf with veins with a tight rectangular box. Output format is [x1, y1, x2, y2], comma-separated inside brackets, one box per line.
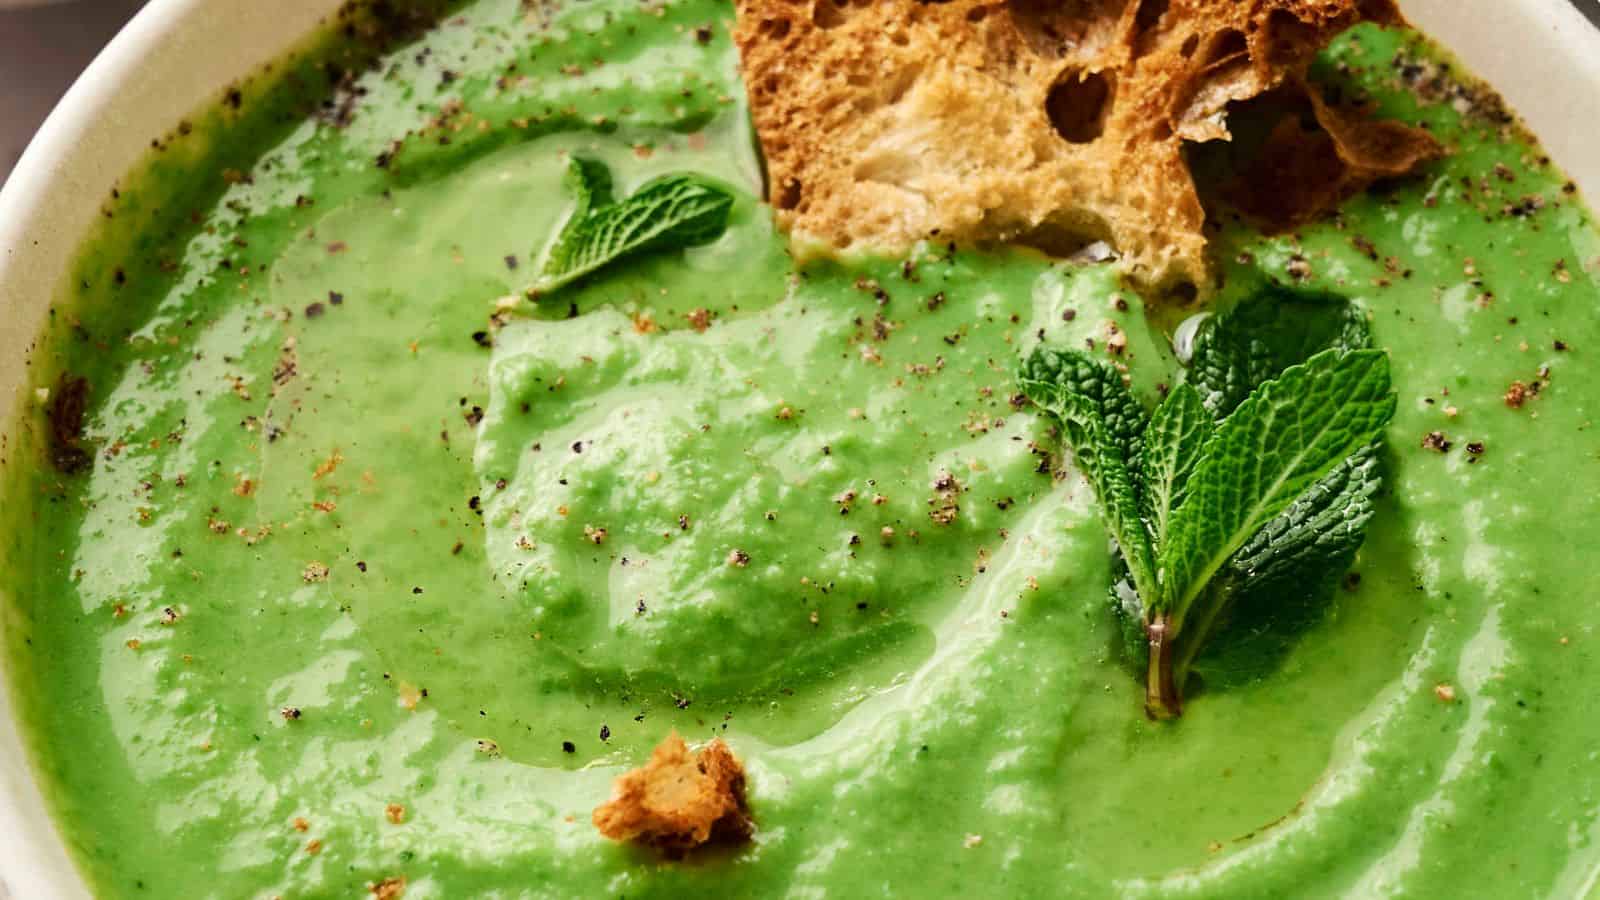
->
[1187, 286, 1373, 417]
[1136, 384, 1212, 550]
[1224, 444, 1381, 599]
[563, 156, 615, 221]
[1159, 348, 1394, 616]
[534, 158, 733, 296]
[1019, 346, 1148, 467]
[1184, 446, 1382, 688]
[1019, 348, 1159, 607]
[1147, 348, 1394, 716]
[1106, 444, 1386, 708]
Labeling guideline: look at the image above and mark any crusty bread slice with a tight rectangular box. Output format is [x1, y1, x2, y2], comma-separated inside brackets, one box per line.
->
[734, 0, 1409, 294]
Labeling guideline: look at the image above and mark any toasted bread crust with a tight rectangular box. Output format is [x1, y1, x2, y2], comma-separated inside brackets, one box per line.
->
[1228, 74, 1444, 229]
[592, 732, 752, 854]
[734, 0, 1408, 292]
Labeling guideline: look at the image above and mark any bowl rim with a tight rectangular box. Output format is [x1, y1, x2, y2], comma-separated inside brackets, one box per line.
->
[0, 1, 1598, 897]
[0, 4, 350, 895]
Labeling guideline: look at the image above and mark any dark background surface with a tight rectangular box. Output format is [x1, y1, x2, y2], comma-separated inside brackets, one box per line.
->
[1, 0, 1598, 187]
[0, 0, 149, 184]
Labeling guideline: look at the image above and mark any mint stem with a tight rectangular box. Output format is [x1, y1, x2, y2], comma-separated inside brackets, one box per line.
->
[1145, 613, 1181, 720]
[1170, 579, 1234, 700]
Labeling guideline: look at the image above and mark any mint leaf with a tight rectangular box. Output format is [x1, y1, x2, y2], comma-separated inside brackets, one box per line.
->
[1225, 444, 1380, 598]
[1019, 349, 1158, 606]
[1019, 347, 1147, 468]
[1158, 348, 1395, 624]
[538, 158, 614, 288]
[534, 161, 734, 296]
[1136, 384, 1211, 550]
[1181, 446, 1382, 687]
[1188, 287, 1372, 417]
[564, 156, 614, 221]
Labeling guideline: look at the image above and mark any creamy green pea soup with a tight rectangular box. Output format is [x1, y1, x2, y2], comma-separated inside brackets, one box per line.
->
[5, 0, 1600, 897]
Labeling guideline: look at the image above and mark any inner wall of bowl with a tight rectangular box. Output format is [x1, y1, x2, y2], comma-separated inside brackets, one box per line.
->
[1404, 0, 1600, 195]
[0, 1, 1595, 897]
[0, 2, 347, 896]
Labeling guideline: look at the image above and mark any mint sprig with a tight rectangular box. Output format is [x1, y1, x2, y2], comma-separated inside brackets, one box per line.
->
[1020, 289, 1396, 718]
[532, 157, 734, 296]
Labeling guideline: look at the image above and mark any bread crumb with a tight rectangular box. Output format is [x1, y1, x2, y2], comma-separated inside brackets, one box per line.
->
[1434, 683, 1457, 703]
[312, 449, 344, 480]
[1104, 323, 1128, 355]
[368, 877, 406, 899]
[1504, 381, 1528, 408]
[397, 681, 423, 711]
[592, 731, 753, 855]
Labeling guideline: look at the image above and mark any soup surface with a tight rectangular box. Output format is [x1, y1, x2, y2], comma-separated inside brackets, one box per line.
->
[4, 1, 1600, 897]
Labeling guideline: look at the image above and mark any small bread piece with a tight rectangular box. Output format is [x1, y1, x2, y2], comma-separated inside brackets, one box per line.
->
[592, 731, 753, 854]
[734, 0, 1408, 293]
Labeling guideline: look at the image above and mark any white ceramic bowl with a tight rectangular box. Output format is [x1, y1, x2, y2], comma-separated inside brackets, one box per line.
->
[1, 1, 1597, 896]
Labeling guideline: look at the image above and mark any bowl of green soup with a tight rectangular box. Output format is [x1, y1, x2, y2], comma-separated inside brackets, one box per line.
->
[2, 1, 1599, 897]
